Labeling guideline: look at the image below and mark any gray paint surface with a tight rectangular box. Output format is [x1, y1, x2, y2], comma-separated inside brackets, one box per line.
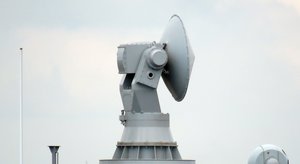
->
[161, 15, 195, 102]
[102, 15, 195, 164]
[100, 160, 195, 164]
[49, 146, 60, 164]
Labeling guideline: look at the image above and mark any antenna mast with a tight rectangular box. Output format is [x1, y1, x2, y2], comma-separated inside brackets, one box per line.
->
[19, 48, 23, 164]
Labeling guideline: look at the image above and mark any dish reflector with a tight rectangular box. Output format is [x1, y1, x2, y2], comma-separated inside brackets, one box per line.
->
[160, 15, 195, 101]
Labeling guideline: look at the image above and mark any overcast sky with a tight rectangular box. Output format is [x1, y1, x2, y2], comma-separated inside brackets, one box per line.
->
[0, 0, 300, 164]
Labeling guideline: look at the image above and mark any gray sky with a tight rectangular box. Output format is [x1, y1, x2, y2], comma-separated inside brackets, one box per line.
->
[0, 0, 300, 164]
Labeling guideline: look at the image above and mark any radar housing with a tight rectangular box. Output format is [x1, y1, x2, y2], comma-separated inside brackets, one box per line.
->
[248, 145, 289, 164]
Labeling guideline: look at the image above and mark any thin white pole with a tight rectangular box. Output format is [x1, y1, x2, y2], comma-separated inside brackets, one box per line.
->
[19, 48, 23, 164]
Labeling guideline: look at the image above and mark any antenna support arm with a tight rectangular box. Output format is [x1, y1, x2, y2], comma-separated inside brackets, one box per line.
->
[118, 43, 168, 113]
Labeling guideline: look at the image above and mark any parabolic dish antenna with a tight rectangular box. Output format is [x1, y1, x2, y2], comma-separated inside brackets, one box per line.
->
[100, 15, 196, 164]
[160, 15, 195, 101]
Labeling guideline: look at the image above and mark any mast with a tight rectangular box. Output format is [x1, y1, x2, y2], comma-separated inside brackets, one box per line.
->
[19, 48, 23, 164]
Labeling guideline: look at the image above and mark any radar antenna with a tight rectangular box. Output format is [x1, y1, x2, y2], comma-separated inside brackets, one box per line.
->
[100, 15, 195, 164]
[248, 144, 289, 164]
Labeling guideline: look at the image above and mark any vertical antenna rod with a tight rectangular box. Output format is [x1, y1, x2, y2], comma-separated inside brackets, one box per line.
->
[19, 48, 23, 164]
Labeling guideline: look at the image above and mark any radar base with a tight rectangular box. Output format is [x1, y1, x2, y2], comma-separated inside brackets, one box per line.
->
[100, 160, 195, 164]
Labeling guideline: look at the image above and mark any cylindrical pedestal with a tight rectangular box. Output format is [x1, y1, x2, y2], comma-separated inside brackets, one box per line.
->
[100, 112, 195, 163]
[100, 160, 195, 164]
